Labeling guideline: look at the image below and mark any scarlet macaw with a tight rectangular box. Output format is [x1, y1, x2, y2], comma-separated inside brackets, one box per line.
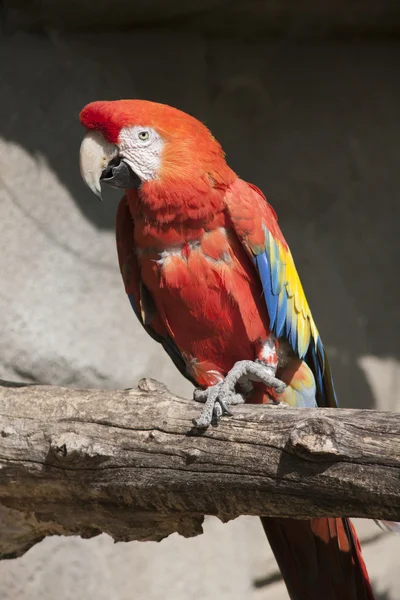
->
[79, 99, 375, 599]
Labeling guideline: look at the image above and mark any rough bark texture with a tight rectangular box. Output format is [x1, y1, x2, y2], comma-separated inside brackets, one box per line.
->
[0, 378, 399, 560]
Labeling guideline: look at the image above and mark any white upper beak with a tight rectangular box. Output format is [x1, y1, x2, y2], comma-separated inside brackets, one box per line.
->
[79, 130, 118, 200]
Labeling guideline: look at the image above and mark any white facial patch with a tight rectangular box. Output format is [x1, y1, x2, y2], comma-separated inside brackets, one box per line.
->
[118, 125, 164, 182]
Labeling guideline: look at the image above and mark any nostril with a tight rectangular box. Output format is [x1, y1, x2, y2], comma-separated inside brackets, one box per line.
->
[101, 156, 120, 180]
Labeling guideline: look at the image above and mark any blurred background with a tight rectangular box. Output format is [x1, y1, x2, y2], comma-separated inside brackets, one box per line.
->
[1, 1, 399, 598]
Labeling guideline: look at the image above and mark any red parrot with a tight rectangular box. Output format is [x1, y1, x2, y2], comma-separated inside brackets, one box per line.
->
[79, 99, 375, 599]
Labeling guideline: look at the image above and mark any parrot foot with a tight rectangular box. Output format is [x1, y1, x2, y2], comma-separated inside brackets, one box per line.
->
[192, 360, 286, 429]
[192, 384, 244, 428]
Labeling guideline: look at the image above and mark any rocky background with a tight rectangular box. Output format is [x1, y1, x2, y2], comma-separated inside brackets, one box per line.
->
[1, 2, 399, 598]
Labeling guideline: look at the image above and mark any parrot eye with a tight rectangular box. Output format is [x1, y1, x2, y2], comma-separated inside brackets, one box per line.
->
[138, 130, 150, 141]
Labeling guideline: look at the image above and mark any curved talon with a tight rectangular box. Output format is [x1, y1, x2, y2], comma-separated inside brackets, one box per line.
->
[218, 399, 233, 416]
[213, 402, 223, 421]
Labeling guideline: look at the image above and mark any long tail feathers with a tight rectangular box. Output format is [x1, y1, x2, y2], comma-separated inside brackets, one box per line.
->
[261, 517, 375, 600]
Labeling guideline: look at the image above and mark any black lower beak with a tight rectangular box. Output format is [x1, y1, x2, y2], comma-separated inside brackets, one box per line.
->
[100, 157, 141, 190]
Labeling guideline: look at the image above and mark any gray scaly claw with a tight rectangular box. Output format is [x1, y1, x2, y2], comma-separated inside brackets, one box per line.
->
[192, 359, 286, 429]
[192, 383, 244, 428]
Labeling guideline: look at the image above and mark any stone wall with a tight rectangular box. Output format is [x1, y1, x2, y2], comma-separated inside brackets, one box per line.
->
[7, 1, 400, 36]
[0, 28, 399, 599]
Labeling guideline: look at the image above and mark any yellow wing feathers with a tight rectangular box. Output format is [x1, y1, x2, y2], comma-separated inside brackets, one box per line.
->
[258, 230, 319, 358]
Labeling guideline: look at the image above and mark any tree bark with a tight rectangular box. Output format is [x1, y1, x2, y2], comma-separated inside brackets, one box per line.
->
[0, 378, 399, 559]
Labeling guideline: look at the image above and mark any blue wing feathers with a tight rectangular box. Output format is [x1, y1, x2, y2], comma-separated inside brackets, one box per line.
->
[288, 315, 297, 355]
[255, 253, 279, 329]
[252, 230, 337, 409]
[275, 290, 287, 338]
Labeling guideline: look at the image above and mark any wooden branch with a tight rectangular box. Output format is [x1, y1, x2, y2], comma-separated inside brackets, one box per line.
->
[0, 378, 399, 560]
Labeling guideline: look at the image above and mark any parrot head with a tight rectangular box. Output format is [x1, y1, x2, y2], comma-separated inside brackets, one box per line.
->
[79, 100, 233, 201]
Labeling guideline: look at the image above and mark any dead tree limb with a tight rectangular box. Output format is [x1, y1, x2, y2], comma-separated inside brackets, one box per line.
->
[0, 378, 399, 559]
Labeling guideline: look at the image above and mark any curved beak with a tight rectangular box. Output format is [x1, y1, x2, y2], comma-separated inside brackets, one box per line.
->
[79, 131, 118, 201]
[79, 130, 141, 201]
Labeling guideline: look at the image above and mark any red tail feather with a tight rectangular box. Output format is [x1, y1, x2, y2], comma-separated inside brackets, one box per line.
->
[261, 517, 374, 600]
